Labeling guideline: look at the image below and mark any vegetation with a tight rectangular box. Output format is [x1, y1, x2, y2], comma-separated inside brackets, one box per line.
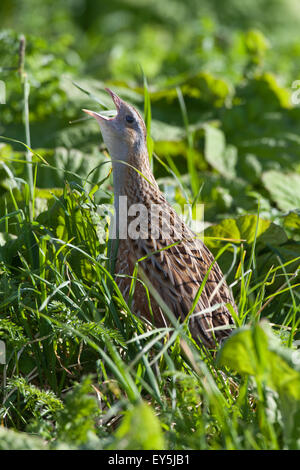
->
[0, 0, 300, 450]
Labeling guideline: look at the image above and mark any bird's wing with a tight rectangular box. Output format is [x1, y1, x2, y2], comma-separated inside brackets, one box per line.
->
[134, 210, 236, 347]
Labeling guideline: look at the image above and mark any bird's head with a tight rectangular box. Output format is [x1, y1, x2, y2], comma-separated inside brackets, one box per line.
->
[83, 88, 147, 164]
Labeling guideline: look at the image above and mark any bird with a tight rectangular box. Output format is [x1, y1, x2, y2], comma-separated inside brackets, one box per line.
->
[83, 88, 237, 348]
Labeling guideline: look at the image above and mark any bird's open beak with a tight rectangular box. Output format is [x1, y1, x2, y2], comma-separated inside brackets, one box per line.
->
[82, 88, 121, 122]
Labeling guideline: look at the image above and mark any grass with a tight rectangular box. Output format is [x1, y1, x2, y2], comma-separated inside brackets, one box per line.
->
[0, 32, 300, 450]
[0, 112, 300, 451]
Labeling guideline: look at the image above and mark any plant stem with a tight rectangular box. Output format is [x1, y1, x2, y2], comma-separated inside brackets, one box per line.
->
[18, 34, 33, 219]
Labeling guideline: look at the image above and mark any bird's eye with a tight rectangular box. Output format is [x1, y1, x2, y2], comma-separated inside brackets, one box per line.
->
[125, 115, 135, 124]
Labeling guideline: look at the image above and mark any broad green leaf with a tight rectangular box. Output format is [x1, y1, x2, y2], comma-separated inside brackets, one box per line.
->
[111, 401, 165, 450]
[218, 322, 300, 448]
[283, 210, 300, 230]
[262, 171, 300, 211]
[244, 30, 269, 58]
[183, 71, 231, 107]
[204, 124, 237, 178]
[151, 119, 184, 143]
[205, 215, 287, 248]
[218, 321, 300, 399]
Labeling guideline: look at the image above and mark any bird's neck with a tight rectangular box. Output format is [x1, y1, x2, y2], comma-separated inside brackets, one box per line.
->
[112, 147, 160, 237]
[113, 146, 157, 200]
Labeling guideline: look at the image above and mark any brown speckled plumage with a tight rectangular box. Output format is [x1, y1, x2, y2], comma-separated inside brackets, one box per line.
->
[84, 89, 237, 348]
